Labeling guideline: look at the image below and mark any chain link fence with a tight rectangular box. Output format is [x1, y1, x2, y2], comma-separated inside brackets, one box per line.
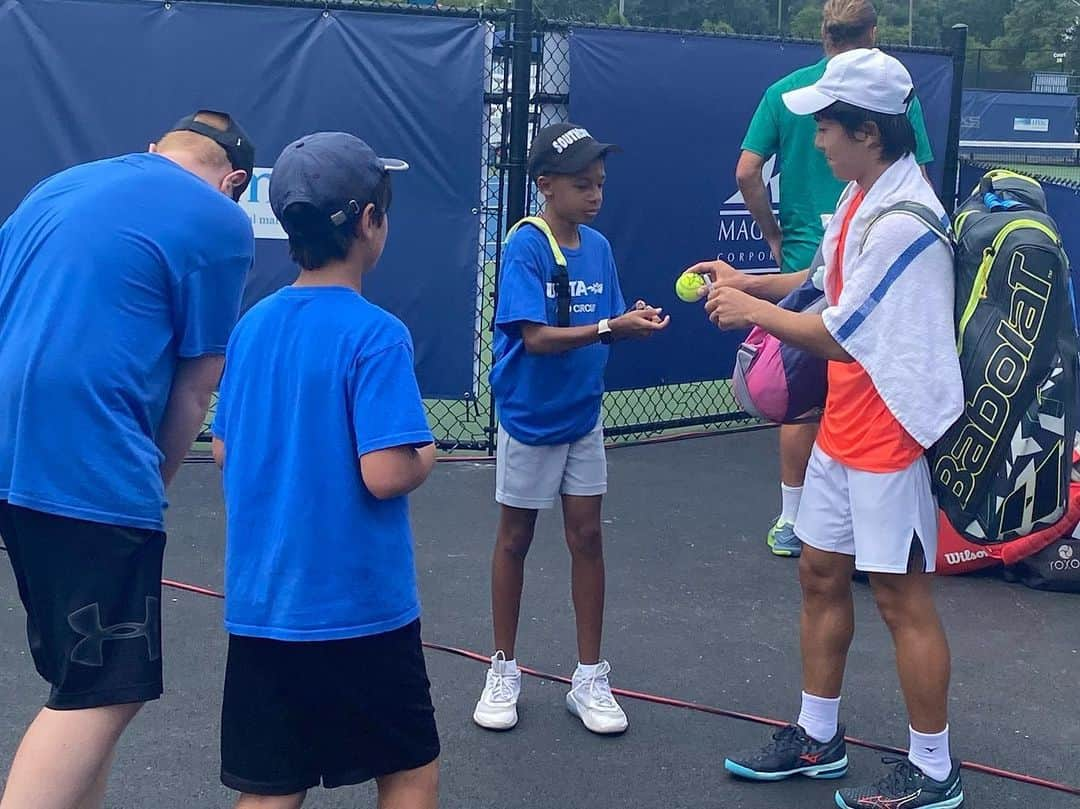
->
[419, 14, 514, 451]
[525, 21, 755, 444]
[966, 48, 1080, 93]
[198, 1, 759, 454]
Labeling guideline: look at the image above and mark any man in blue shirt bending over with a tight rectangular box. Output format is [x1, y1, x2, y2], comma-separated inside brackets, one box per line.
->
[0, 110, 255, 809]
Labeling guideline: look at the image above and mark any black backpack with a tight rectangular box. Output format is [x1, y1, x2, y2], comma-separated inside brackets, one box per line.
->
[932, 170, 1079, 545]
[506, 217, 571, 327]
[1003, 533, 1080, 592]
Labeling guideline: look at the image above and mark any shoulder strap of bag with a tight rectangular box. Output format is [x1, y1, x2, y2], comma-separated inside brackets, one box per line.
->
[859, 201, 954, 254]
[506, 216, 571, 327]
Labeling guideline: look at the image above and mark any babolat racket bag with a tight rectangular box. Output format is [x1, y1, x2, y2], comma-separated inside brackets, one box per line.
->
[932, 170, 1079, 544]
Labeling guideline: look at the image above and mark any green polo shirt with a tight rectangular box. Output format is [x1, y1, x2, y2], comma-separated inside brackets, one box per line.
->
[741, 58, 934, 273]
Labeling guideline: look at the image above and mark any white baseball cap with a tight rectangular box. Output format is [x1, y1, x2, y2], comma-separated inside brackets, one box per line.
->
[782, 48, 914, 116]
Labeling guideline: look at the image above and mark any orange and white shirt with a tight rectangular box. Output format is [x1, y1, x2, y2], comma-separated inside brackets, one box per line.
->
[817, 189, 923, 473]
[815, 155, 962, 468]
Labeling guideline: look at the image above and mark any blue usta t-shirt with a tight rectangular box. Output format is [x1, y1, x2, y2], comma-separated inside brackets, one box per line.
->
[213, 286, 433, 641]
[489, 224, 626, 446]
[0, 153, 253, 530]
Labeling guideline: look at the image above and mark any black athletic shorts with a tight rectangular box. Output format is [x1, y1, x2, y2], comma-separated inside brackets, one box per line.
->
[0, 501, 166, 710]
[220, 619, 440, 796]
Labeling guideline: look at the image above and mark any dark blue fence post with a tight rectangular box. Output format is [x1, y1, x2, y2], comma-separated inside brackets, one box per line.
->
[506, 0, 533, 229]
[943, 24, 969, 212]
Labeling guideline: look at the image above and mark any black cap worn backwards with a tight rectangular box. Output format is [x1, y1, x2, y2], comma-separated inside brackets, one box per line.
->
[168, 110, 256, 201]
[527, 123, 619, 180]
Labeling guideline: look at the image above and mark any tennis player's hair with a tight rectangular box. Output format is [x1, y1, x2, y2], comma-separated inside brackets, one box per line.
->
[815, 101, 916, 162]
[155, 111, 233, 170]
[822, 0, 877, 51]
[279, 174, 393, 270]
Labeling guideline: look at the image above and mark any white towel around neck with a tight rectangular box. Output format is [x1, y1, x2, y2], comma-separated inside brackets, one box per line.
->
[819, 154, 963, 449]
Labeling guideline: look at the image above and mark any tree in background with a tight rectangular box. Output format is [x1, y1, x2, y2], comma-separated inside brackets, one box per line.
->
[442, 0, 1080, 81]
[986, 0, 1076, 71]
[789, 4, 823, 38]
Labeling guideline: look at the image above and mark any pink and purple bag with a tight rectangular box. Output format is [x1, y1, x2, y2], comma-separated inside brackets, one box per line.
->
[731, 273, 828, 424]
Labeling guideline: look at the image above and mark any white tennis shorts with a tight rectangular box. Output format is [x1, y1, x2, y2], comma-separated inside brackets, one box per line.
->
[795, 445, 938, 574]
[495, 421, 607, 510]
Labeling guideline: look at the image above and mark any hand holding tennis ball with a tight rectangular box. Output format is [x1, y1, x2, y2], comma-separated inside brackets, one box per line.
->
[675, 271, 707, 303]
[679, 260, 751, 300]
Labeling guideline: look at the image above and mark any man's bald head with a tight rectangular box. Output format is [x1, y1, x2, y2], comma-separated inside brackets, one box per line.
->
[150, 111, 251, 200]
[154, 111, 234, 171]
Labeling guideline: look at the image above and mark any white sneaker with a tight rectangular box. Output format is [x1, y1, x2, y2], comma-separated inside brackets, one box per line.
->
[472, 651, 521, 730]
[565, 660, 628, 734]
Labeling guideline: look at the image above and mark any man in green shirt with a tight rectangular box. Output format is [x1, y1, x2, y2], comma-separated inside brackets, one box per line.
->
[735, 0, 935, 558]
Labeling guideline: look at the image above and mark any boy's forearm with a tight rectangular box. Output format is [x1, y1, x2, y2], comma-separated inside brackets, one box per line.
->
[748, 304, 851, 362]
[745, 269, 809, 303]
[362, 443, 437, 500]
[389, 446, 434, 498]
[522, 324, 601, 354]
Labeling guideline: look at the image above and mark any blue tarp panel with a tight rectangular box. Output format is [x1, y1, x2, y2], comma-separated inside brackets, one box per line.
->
[0, 0, 486, 399]
[962, 90, 1077, 143]
[569, 28, 955, 390]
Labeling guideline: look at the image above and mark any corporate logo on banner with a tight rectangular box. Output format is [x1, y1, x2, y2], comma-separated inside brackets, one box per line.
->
[238, 167, 287, 240]
[716, 155, 779, 274]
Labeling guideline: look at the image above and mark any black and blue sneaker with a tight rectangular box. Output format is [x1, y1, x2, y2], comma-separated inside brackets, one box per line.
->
[835, 757, 964, 809]
[724, 724, 848, 781]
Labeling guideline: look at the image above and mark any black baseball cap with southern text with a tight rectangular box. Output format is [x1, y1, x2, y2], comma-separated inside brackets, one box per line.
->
[527, 123, 619, 180]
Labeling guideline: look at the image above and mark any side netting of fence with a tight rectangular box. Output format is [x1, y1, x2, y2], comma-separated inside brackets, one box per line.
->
[514, 24, 757, 446]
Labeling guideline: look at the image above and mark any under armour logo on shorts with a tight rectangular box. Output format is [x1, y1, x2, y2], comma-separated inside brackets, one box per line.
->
[67, 597, 161, 666]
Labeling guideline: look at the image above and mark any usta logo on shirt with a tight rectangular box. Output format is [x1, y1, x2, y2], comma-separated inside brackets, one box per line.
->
[545, 279, 605, 314]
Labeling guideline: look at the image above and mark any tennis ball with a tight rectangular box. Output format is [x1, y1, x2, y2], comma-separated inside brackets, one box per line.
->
[675, 272, 706, 303]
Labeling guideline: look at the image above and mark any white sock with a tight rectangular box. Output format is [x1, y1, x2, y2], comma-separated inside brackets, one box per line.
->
[780, 484, 803, 526]
[493, 654, 519, 675]
[576, 662, 602, 677]
[908, 725, 951, 782]
[797, 691, 840, 743]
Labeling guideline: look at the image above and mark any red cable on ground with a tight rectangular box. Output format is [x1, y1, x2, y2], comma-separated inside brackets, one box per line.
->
[161, 578, 226, 599]
[2, 547, 1077, 799]
[154, 576, 1080, 799]
[421, 641, 1080, 797]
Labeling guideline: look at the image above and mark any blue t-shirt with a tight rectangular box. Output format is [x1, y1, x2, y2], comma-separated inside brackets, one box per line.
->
[0, 153, 253, 530]
[489, 224, 626, 446]
[212, 286, 433, 642]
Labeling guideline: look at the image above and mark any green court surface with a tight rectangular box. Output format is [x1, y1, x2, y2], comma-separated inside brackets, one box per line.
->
[994, 163, 1080, 185]
[963, 155, 1080, 188]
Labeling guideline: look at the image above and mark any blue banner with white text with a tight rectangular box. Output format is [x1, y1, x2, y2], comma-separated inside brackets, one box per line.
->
[569, 27, 955, 390]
